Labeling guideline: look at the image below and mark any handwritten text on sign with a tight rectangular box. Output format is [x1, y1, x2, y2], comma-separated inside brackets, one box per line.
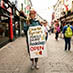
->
[28, 26, 47, 58]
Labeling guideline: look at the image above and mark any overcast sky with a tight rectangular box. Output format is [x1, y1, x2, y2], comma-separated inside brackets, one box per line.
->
[31, 0, 58, 25]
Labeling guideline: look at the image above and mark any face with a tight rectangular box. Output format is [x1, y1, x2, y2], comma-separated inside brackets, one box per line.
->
[30, 13, 36, 19]
[44, 23, 47, 26]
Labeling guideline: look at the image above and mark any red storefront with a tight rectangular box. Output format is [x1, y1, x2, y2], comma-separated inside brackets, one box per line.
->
[0, 0, 13, 48]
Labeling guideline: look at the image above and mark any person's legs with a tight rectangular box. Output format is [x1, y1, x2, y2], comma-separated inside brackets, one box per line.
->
[26, 35, 35, 69]
[57, 32, 59, 40]
[55, 33, 57, 40]
[47, 33, 48, 40]
[35, 58, 38, 63]
[65, 38, 68, 51]
[55, 32, 58, 40]
[31, 59, 34, 64]
[68, 38, 71, 51]
[31, 59, 35, 69]
[46, 33, 48, 41]
[30, 58, 39, 69]
[26, 35, 30, 53]
[35, 58, 39, 69]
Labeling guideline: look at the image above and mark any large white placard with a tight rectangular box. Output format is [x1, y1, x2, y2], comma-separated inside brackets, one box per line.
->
[28, 26, 47, 58]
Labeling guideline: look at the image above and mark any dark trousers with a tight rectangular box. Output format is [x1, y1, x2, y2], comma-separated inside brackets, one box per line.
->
[45, 33, 48, 41]
[64, 37, 71, 51]
[31, 58, 38, 62]
[26, 34, 38, 63]
[55, 32, 59, 40]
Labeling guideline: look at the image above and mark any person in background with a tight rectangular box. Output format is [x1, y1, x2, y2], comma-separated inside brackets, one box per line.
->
[70, 23, 73, 45]
[60, 24, 63, 38]
[25, 10, 41, 70]
[55, 23, 60, 41]
[43, 20, 49, 41]
[49, 26, 51, 35]
[62, 23, 73, 51]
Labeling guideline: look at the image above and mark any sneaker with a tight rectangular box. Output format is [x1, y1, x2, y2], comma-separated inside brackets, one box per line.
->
[31, 64, 35, 70]
[35, 65, 39, 69]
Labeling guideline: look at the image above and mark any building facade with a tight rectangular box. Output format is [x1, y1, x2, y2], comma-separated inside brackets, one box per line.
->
[0, 0, 32, 47]
[54, 0, 73, 20]
[0, 0, 14, 47]
[9, 0, 32, 37]
[54, 0, 64, 20]
[53, 0, 73, 26]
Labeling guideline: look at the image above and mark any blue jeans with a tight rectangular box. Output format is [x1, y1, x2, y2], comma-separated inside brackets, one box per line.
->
[64, 37, 71, 51]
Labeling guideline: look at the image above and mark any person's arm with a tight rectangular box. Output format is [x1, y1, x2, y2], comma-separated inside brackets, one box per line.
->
[36, 20, 42, 26]
[70, 26, 73, 36]
[72, 26, 73, 32]
[25, 19, 31, 33]
[62, 26, 66, 38]
[62, 26, 66, 34]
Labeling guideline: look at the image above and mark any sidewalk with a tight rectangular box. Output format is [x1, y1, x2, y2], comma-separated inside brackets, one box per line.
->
[0, 35, 73, 73]
[0, 37, 30, 73]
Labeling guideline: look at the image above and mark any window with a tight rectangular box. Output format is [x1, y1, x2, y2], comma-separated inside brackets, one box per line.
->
[0, 22, 9, 43]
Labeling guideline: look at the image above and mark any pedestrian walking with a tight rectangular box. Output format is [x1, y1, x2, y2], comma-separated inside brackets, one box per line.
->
[42, 20, 49, 41]
[55, 24, 60, 41]
[25, 10, 41, 70]
[59, 21, 63, 38]
[48, 26, 51, 35]
[62, 23, 73, 51]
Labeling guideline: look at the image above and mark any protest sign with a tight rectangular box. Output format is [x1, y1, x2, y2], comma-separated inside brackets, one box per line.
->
[28, 26, 47, 58]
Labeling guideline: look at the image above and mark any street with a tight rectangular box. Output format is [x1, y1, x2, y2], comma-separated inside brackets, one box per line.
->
[0, 34, 73, 73]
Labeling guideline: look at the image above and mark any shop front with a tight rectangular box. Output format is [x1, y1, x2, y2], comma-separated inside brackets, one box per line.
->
[0, 7, 10, 48]
[13, 14, 20, 38]
[60, 12, 73, 25]
[0, 0, 13, 48]
[19, 10, 27, 36]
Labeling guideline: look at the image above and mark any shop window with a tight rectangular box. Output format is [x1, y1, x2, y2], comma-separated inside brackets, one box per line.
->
[0, 23, 9, 43]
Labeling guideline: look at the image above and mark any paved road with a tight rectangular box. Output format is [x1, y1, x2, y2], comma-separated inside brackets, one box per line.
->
[0, 34, 73, 73]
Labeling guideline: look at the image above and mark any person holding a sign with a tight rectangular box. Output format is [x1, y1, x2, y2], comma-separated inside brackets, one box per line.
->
[25, 10, 41, 70]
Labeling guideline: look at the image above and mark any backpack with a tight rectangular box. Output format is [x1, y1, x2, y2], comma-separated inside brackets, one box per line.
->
[65, 25, 73, 38]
